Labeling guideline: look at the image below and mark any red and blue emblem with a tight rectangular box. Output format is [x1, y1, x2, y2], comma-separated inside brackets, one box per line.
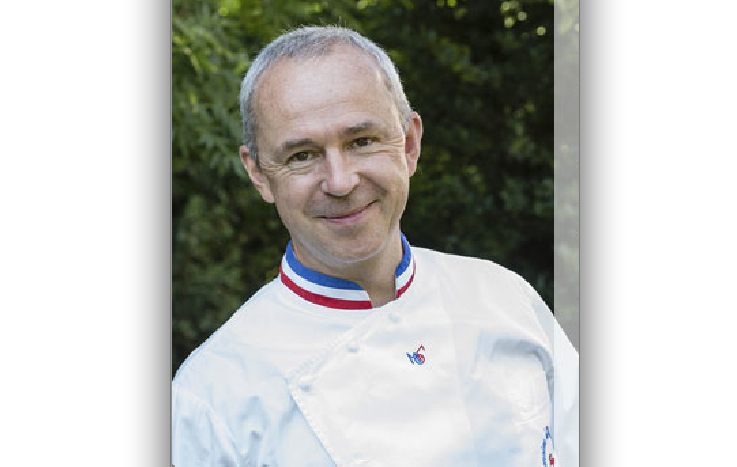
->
[406, 344, 426, 365]
[279, 233, 415, 310]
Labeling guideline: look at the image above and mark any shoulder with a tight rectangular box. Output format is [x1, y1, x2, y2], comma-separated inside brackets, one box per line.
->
[172, 279, 304, 463]
[173, 279, 286, 401]
[413, 247, 530, 295]
[413, 246, 515, 273]
[172, 279, 297, 458]
[411, 247, 552, 329]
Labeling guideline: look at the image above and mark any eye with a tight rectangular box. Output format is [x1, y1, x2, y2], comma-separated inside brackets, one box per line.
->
[350, 137, 375, 149]
[287, 151, 313, 163]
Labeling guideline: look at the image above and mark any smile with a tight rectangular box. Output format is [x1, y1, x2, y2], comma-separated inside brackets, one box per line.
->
[319, 202, 376, 225]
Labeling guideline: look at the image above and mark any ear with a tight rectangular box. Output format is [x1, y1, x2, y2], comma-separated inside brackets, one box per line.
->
[240, 145, 275, 203]
[404, 112, 423, 177]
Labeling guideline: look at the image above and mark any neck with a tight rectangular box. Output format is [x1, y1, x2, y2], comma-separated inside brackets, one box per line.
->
[292, 233, 404, 307]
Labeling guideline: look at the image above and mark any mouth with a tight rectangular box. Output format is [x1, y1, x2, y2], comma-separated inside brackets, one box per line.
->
[319, 201, 376, 225]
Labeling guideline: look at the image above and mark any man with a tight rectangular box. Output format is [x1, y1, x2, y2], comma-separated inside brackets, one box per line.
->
[172, 26, 578, 467]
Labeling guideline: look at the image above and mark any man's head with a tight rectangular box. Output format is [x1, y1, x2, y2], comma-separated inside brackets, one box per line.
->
[238, 26, 422, 274]
[239, 26, 412, 166]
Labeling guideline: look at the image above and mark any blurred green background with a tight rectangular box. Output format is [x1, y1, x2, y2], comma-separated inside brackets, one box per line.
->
[173, 0, 557, 375]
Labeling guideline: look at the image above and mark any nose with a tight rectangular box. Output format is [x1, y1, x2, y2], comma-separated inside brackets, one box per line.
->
[320, 149, 359, 197]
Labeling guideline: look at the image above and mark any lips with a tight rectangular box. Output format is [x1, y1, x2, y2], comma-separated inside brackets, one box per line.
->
[318, 201, 376, 223]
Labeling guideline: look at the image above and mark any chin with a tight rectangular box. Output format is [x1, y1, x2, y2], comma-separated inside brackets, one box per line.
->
[323, 239, 383, 264]
[292, 223, 397, 268]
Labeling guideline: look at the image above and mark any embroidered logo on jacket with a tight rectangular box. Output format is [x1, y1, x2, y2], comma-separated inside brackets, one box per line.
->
[406, 344, 425, 365]
[542, 425, 556, 466]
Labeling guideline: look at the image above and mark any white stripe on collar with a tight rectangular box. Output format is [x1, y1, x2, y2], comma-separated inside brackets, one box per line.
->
[279, 233, 415, 310]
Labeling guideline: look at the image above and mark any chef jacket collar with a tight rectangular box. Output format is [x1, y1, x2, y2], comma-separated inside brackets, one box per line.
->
[279, 233, 415, 310]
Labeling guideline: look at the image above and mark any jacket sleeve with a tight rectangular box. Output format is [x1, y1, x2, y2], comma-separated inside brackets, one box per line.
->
[520, 276, 580, 467]
[172, 384, 242, 467]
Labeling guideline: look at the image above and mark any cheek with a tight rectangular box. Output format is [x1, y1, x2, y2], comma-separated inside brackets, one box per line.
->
[272, 178, 315, 217]
[368, 155, 411, 191]
[360, 149, 407, 173]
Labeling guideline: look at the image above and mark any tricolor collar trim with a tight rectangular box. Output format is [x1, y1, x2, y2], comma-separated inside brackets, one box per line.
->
[279, 233, 415, 310]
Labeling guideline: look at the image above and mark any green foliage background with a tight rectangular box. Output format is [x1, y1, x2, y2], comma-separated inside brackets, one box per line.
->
[173, 0, 555, 375]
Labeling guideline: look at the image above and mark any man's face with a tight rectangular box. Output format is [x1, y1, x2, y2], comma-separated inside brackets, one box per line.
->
[241, 46, 422, 272]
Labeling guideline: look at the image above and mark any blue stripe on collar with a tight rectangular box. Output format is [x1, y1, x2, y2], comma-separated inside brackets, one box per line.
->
[285, 242, 364, 290]
[395, 233, 412, 277]
[280, 233, 415, 309]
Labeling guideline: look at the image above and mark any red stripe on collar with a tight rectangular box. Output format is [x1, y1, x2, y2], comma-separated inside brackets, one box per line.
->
[396, 261, 416, 298]
[279, 264, 374, 310]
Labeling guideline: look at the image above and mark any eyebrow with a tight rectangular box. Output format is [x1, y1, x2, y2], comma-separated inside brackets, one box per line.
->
[279, 138, 317, 154]
[277, 121, 381, 154]
[342, 121, 378, 136]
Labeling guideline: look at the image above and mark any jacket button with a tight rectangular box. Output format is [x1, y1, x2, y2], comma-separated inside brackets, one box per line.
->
[298, 376, 313, 392]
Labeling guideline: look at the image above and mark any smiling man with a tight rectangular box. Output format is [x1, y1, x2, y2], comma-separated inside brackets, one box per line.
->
[172, 26, 578, 467]
[243, 43, 421, 307]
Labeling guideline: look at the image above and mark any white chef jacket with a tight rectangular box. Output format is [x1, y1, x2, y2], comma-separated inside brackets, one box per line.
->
[172, 235, 578, 466]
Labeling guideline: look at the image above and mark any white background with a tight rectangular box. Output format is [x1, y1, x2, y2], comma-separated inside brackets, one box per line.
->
[1, 1, 735, 465]
[582, 1, 737, 465]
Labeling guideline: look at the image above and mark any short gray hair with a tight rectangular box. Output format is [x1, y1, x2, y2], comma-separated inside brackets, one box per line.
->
[239, 26, 412, 165]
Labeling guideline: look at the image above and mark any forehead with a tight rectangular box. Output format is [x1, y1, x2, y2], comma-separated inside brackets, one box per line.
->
[257, 45, 388, 104]
[252, 46, 398, 143]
